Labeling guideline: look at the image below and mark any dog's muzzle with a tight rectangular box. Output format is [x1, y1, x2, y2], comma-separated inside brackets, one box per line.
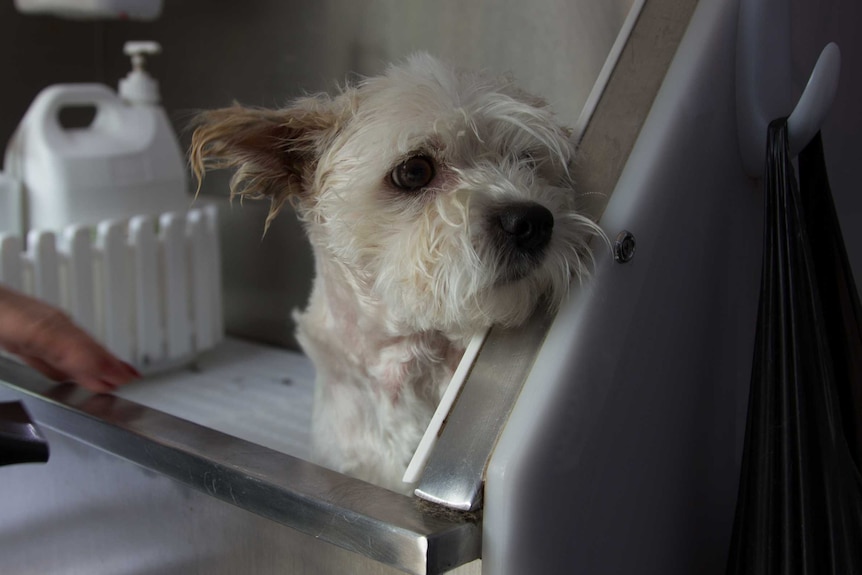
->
[491, 202, 554, 282]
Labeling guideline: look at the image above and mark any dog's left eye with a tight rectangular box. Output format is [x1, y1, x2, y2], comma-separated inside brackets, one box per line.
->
[391, 156, 436, 191]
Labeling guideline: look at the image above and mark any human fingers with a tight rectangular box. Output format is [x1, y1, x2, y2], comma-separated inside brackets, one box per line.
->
[23, 311, 140, 387]
[17, 354, 118, 394]
[0, 287, 139, 389]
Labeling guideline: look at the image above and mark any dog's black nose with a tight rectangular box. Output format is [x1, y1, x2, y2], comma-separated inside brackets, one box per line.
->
[497, 203, 554, 253]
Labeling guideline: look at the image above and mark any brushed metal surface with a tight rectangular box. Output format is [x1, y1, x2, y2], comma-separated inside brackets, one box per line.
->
[0, 423, 482, 575]
[573, 0, 700, 220]
[0, 358, 480, 575]
[415, 310, 553, 511]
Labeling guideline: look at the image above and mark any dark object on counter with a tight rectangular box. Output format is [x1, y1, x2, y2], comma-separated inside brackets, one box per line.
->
[726, 119, 862, 573]
[0, 400, 49, 466]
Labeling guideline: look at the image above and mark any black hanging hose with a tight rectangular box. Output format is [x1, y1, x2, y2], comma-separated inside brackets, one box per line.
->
[726, 119, 862, 574]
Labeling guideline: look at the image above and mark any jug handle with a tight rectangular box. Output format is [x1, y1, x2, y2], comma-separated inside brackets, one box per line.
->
[32, 84, 121, 139]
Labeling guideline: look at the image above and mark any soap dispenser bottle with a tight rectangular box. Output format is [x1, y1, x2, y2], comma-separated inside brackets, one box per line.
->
[3, 41, 189, 234]
[119, 41, 163, 105]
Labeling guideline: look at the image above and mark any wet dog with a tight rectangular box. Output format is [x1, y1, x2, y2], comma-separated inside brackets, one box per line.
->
[191, 54, 600, 492]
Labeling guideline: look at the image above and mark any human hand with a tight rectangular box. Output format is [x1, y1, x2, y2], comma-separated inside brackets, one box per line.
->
[0, 286, 140, 393]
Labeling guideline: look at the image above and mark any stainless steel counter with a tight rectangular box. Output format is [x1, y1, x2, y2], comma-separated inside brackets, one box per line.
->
[0, 353, 480, 575]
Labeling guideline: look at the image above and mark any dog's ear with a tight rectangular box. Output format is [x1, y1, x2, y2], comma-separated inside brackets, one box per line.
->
[190, 96, 345, 227]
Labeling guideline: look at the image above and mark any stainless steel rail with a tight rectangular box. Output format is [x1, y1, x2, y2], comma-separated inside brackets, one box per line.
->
[0, 357, 480, 575]
[415, 310, 554, 511]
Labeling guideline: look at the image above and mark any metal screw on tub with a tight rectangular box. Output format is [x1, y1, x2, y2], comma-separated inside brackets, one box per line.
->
[614, 230, 636, 263]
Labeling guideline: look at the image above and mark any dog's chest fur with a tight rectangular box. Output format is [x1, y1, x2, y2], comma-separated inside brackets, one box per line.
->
[294, 256, 464, 492]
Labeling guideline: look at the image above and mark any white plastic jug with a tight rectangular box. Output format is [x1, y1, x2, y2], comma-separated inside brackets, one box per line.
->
[3, 43, 189, 233]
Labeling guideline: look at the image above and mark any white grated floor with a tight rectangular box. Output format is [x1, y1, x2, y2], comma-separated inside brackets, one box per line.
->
[116, 338, 316, 460]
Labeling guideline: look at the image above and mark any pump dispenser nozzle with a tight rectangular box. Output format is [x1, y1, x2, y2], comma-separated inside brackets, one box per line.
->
[119, 41, 162, 105]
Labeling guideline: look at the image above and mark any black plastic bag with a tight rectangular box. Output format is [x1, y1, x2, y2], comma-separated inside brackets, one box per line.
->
[0, 401, 49, 467]
[726, 119, 862, 574]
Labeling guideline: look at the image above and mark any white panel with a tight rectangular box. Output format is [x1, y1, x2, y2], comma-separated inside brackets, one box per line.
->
[62, 226, 96, 335]
[27, 230, 60, 306]
[96, 220, 132, 362]
[0, 234, 23, 290]
[203, 203, 223, 343]
[187, 209, 213, 351]
[160, 212, 191, 357]
[130, 215, 163, 365]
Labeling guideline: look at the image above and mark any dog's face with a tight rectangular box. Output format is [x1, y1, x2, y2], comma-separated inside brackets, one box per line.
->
[192, 54, 599, 340]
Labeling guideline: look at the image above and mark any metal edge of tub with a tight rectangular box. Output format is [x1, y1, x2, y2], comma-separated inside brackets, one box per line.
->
[0, 357, 480, 575]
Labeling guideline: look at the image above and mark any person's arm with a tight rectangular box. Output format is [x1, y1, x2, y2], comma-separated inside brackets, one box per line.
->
[0, 286, 139, 393]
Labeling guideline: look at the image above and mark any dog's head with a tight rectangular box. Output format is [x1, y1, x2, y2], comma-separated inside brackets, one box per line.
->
[191, 54, 601, 339]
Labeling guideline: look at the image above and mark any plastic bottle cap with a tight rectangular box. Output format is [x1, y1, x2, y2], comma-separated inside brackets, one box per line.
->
[119, 41, 162, 105]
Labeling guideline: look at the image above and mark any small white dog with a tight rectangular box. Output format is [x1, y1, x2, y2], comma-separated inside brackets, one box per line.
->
[191, 54, 600, 493]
